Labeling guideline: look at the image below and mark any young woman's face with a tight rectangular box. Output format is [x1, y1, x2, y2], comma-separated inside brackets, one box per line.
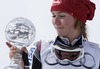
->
[52, 11, 77, 37]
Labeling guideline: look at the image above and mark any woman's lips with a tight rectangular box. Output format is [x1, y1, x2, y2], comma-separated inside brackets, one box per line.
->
[55, 27, 64, 29]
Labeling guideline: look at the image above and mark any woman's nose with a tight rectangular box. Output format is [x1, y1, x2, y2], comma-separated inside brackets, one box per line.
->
[53, 17, 61, 25]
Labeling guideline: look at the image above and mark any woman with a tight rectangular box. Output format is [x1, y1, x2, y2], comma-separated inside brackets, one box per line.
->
[7, 0, 100, 69]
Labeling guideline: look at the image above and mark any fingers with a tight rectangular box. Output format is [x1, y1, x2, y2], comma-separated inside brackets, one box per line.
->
[6, 42, 12, 48]
[6, 42, 28, 59]
[9, 50, 15, 59]
[21, 47, 28, 53]
[6, 42, 17, 59]
[9, 46, 17, 59]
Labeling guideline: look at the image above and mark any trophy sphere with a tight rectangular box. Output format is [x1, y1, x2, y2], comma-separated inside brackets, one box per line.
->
[5, 17, 36, 47]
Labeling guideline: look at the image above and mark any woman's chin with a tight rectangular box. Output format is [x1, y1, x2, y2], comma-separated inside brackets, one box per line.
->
[57, 34, 64, 37]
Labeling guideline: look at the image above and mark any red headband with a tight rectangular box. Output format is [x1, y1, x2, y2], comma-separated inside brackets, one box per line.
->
[51, 0, 96, 23]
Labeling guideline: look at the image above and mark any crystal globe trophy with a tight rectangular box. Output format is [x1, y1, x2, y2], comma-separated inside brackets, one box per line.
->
[4, 17, 36, 69]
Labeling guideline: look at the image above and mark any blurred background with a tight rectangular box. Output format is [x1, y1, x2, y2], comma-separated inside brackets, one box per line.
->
[0, 0, 99, 69]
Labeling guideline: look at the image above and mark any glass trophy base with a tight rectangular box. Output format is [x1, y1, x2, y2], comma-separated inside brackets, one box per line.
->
[4, 65, 29, 69]
[4, 65, 22, 69]
[24, 66, 30, 69]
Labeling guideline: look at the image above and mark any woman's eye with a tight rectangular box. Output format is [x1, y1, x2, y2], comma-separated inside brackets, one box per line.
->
[60, 15, 66, 17]
[52, 15, 66, 18]
[52, 15, 56, 18]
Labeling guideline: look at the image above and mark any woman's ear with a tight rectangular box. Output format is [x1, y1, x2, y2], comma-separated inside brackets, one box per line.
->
[74, 18, 77, 22]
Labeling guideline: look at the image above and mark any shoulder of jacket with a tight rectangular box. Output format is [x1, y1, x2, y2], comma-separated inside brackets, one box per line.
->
[34, 39, 53, 49]
[87, 41, 99, 49]
[40, 38, 55, 45]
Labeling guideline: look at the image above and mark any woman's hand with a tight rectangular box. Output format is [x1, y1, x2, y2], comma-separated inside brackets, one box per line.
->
[6, 42, 28, 68]
[6, 42, 28, 59]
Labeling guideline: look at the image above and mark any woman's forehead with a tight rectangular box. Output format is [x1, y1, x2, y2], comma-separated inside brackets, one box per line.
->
[52, 11, 69, 15]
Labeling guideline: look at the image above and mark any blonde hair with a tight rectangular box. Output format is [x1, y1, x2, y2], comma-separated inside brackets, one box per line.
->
[74, 20, 87, 39]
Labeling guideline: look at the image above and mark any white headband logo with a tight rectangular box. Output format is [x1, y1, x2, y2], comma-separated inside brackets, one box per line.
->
[52, 0, 62, 6]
